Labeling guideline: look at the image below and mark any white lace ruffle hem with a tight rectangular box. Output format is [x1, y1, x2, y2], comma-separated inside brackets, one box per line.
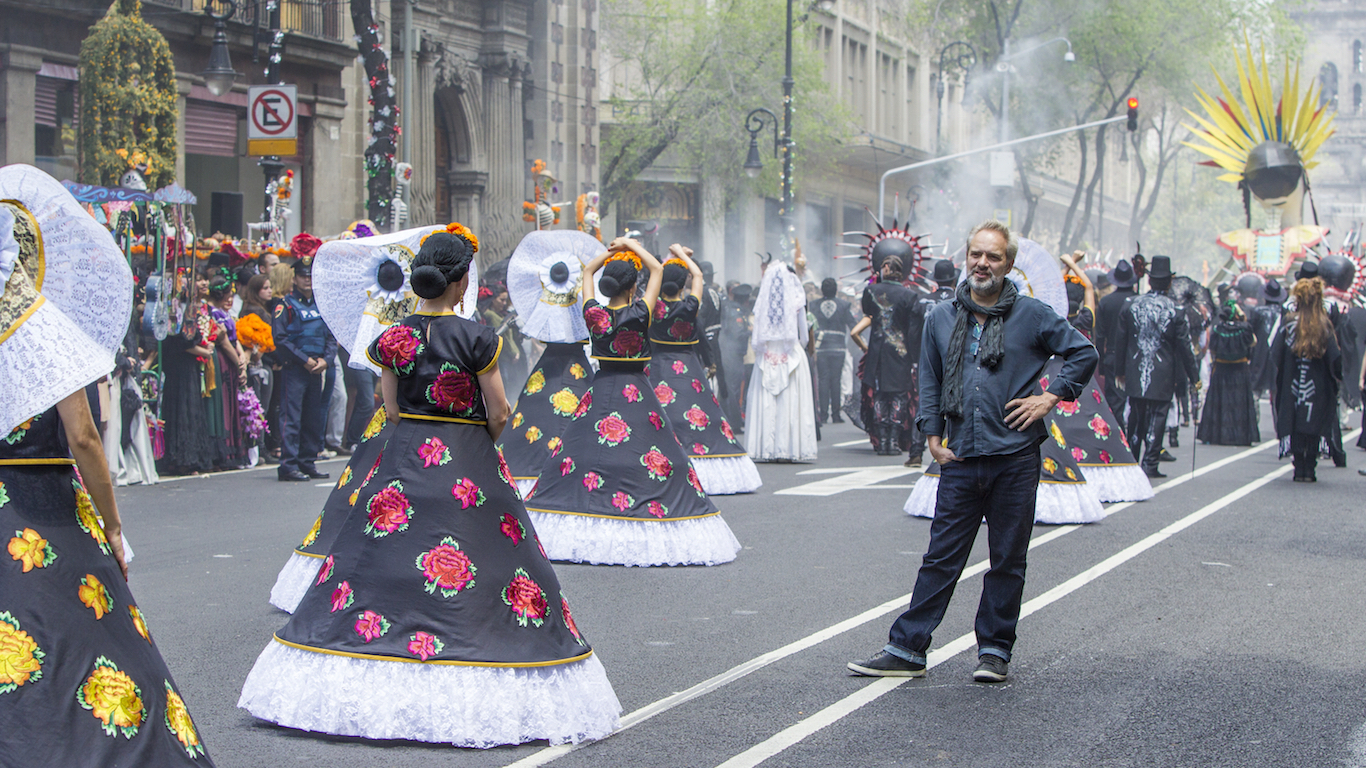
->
[528, 510, 741, 566]
[1078, 464, 1154, 502]
[691, 455, 762, 495]
[903, 475, 1110, 524]
[515, 478, 537, 500]
[268, 552, 323, 613]
[237, 640, 621, 748]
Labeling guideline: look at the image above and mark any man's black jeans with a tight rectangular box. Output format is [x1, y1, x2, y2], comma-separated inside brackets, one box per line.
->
[886, 446, 1040, 664]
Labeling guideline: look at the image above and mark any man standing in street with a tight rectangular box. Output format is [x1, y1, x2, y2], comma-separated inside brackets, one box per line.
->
[272, 256, 335, 482]
[847, 221, 1097, 683]
[812, 277, 855, 424]
[1095, 258, 1138, 417]
[1113, 255, 1199, 478]
[698, 261, 727, 400]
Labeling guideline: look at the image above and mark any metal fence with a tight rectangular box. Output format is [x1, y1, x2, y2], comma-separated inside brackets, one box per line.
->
[183, 0, 346, 43]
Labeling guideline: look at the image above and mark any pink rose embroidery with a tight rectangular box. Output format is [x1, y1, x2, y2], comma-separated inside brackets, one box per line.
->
[502, 569, 549, 627]
[547, 436, 563, 456]
[585, 305, 612, 335]
[653, 300, 668, 320]
[720, 419, 735, 441]
[573, 391, 593, 419]
[1088, 414, 1110, 439]
[562, 595, 585, 646]
[691, 379, 704, 393]
[536, 534, 548, 559]
[692, 442, 709, 455]
[641, 447, 673, 481]
[330, 581, 354, 612]
[647, 500, 668, 519]
[595, 413, 632, 445]
[426, 363, 478, 414]
[611, 491, 635, 512]
[654, 382, 676, 406]
[560, 456, 576, 476]
[355, 610, 390, 643]
[649, 411, 664, 431]
[672, 359, 688, 375]
[1038, 375, 1051, 390]
[611, 330, 645, 357]
[670, 320, 694, 340]
[497, 447, 517, 489]
[1071, 446, 1086, 462]
[622, 383, 642, 402]
[376, 325, 423, 374]
[315, 555, 335, 585]
[452, 478, 486, 509]
[1055, 399, 1079, 416]
[417, 537, 476, 597]
[365, 482, 412, 537]
[1099, 449, 1113, 464]
[418, 437, 451, 467]
[500, 513, 526, 546]
[685, 406, 709, 430]
[687, 465, 704, 495]
[582, 472, 603, 491]
[408, 631, 445, 661]
[1092, 388, 1104, 404]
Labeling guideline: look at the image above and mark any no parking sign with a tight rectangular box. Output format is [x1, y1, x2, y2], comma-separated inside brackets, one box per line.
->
[248, 84, 297, 156]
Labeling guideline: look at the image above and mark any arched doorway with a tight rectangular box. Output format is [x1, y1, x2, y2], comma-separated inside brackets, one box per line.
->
[434, 87, 483, 228]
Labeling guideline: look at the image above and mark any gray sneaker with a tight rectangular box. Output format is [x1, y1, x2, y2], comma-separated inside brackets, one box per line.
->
[847, 651, 926, 677]
[972, 655, 1008, 682]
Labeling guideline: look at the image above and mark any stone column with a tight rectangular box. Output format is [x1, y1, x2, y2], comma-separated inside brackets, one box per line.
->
[0, 47, 42, 167]
[409, 52, 437, 226]
[478, 53, 525, 263]
[307, 100, 347, 234]
[174, 73, 195, 185]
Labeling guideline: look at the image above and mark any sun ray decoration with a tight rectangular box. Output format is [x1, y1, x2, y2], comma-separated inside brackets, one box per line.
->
[1183, 38, 1337, 186]
[835, 211, 931, 289]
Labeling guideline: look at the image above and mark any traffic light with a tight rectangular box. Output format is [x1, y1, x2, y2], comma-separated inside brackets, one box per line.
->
[1126, 97, 1139, 131]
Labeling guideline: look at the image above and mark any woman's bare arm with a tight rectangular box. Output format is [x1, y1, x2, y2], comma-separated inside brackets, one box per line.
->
[56, 391, 127, 580]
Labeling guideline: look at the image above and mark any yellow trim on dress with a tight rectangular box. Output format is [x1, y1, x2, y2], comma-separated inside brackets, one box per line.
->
[292, 549, 326, 559]
[399, 412, 488, 425]
[0, 294, 45, 346]
[591, 355, 652, 362]
[0, 455, 73, 466]
[690, 452, 748, 459]
[525, 506, 721, 522]
[476, 336, 503, 376]
[412, 310, 458, 316]
[271, 635, 595, 667]
[652, 339, 698, 346]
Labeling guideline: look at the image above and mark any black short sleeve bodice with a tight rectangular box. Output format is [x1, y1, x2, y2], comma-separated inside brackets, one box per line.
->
[648, 296, 701, 346]
[583, 299, 652, 362]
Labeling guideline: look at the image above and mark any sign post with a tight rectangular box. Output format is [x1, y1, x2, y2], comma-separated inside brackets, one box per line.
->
[247, 84, 297, 157]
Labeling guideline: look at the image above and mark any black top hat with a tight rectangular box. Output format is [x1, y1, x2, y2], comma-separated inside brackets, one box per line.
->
[1262, 278, 1286, 303]
[1295, 260, 1319, 281]
[1147, 256, 1174, 281]
[931, 259, 957, 284]
[1108, 259, 1137, 288]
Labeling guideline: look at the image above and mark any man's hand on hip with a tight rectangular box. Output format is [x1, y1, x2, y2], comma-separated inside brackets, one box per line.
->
[1004, 392, 1060, 431]
[927, 435, 959, 464]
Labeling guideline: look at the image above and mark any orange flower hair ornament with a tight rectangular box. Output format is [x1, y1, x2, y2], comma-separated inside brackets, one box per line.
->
[606, 251, 643, 270]
[663, 257, 688, 269]
[419, 222, 479, 253]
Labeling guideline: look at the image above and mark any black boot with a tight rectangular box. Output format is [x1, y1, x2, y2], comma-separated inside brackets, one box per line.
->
[1167, 427, 1180, 448]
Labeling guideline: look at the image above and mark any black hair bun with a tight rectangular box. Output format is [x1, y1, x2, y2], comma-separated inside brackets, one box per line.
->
[411, 264, 449, 299]
[599, 274, 622, 297]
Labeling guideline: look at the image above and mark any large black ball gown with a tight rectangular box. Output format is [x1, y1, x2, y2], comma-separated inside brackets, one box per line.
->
[523, 299, 741, 566]
[268, 406, 394, 612]
[496, 342, 595, 498]
[646, 296, 760, 494]
[157, 326, 217, 476]
[239, 311, 620, 747]
[0, 409, 213, 765]
[1198, 320, 1260, 446]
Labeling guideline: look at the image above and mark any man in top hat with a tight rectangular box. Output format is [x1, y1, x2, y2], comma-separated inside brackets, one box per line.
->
[1114, 255, 1199, 478]
[1251, 278, 1286, 398]
[272, 254, 336, 481]
[1095, 258, 1139, 415]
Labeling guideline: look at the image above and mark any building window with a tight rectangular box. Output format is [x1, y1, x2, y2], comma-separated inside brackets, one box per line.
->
[552, 62, 563, 84]
[1355, 40, 1363, 73]
[1320, 62, 1339, 110]
[1355, 83, 1362, 115]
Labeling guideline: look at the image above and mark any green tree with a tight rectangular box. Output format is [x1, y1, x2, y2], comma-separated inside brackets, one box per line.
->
[78, 0, 178, 189]
[599, 0, 849, 219]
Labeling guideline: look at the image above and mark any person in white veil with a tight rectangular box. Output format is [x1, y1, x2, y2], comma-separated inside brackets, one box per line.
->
[745, 257, 818, 461]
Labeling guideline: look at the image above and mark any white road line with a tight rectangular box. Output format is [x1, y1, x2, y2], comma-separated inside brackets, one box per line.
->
[833, 439, 870, 447]
[711, 461, 1296, 768]
[776, 467, 918, 496]
[499, 434, 1332, 768]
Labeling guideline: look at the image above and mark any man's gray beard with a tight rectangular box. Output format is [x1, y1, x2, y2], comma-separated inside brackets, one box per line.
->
[968, 272, 1003, 295]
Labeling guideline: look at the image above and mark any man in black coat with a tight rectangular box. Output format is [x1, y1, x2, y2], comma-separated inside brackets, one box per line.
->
[718, 283, 753, 429]
[1114, 256, 1200, 478]
[855, 257, 919, 455]
[1095, 259, 1138, 416]
[697, 261, 727, 398]
[812, 278, 855, 424]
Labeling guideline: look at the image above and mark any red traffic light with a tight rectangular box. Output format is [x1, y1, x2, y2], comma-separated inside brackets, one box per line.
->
[1127, 97, 1139, 110]
[1126, 97, 1139, 131]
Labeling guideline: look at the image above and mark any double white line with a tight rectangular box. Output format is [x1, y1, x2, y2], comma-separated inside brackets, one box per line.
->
[504, 436, 1325, 768]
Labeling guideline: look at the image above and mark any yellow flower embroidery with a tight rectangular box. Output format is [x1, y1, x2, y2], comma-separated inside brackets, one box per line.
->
[163, 681, 205, 757]
[511, 412, 524, 429]
[547, 436, 563, 455]
[1050, 422, 1067, 448]
[569, 363, 586, 380]
[550, 388, 580, 417]
[361, 407, 388, 441]
[525, 426, 543, 444]
[8, 528, 56, 572]
[348, 489, 360, 507]
[79, 574, 113, 620]
[524, 369, 546, 394]
[77, 657, 145, 738]
[0, 611, 44, 693]
[129, 606, 152, 644]
[301, 514, 323, 548]
[72, 481, 110, 555]
[1065, 467, 1077, 481]
[336, 466, 353, 489]
[1042, 457, 1058, 475]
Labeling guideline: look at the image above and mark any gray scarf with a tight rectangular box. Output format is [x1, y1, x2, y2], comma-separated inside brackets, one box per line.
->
[941, 279, 1019, 419]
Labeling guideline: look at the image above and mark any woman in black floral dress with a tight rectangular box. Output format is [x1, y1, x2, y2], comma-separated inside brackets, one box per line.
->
[524, 239, 740, 566]
[647, 246, 760, 494]
[239, 230, 620, 747]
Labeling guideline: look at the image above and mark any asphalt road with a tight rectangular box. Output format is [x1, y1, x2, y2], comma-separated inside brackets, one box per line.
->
[113, 404, 1366, 768]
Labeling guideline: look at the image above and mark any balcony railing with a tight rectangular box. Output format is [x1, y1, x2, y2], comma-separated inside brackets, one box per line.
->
[170, 0, 346, 43]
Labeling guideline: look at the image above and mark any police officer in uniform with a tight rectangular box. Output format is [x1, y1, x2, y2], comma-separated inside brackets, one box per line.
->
[272, 256, 335, 481]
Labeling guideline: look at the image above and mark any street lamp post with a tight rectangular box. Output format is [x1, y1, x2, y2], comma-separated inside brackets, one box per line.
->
[996, 36, 1074, 143]
[258, 2, 286, 226]
[934, 41, 977, 151]
[200, 0, 240, 97]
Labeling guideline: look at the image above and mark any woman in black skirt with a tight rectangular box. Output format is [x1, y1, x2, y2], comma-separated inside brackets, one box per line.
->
[1198, 301, 1260, 446]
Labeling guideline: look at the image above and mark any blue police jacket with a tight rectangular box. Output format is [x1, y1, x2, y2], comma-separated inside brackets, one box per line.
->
[273, 288, 337, 367]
